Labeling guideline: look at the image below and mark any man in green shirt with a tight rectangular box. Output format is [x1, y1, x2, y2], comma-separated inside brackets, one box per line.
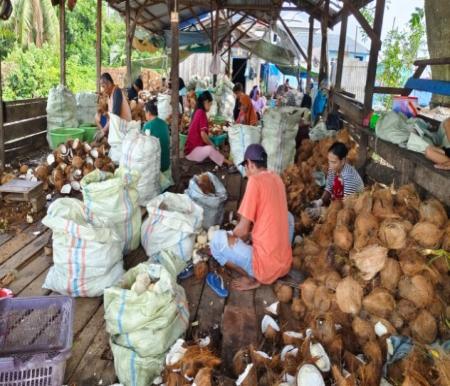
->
[143, 99, 170, 173]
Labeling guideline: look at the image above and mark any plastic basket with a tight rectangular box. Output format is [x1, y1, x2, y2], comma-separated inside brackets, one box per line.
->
[82, 126, 97, 143]
[209, 133, 228, 147]
[0, 296, 74, 386]
[49, 128, 85, 150]
[179, 133, 188, 150]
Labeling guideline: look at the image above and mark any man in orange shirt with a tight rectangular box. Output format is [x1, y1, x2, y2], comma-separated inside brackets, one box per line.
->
[210, 144, 294, 291]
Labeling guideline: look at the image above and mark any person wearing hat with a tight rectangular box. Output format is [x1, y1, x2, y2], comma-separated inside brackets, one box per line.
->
[209, 144, 294, 291]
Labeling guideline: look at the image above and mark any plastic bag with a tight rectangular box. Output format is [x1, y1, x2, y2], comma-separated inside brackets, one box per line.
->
[262, 107, 306, 174]
[228, 124, 262, 176]
[81, 167, 141, 253]
[185, 172, 227, 229]
[141, 193, 203, 274]
[120, 131, 161, 206]
[42, 198, 124, 297]
[104, 263, 189, 386]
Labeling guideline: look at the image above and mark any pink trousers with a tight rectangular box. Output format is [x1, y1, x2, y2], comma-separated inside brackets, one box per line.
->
[186, 145, 225, 166]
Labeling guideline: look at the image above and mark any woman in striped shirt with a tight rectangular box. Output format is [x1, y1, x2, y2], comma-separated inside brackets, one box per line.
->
[308, 141, 364, 217]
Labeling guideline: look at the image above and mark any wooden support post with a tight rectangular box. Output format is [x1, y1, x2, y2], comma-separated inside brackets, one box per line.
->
[125, 0, 132, 86]
[364, 0, 385, 113]
[96, 0, 102, 94]
[170, 1, 180, 186]
[59, 0, 66, 86]
[213, 7, 219, 86]
[319, 0, 329, 84]
[307, 16, 314, 88]
[335, 8, 348, 89]
[0, 55, 4, 174]
[227, 10, 232, 77]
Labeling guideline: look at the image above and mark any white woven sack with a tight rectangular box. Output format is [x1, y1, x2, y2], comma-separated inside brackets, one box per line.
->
[228, 124, 262, 176]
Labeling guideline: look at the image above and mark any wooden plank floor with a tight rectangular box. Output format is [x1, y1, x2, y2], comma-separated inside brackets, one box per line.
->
[0, 169, 275, 385]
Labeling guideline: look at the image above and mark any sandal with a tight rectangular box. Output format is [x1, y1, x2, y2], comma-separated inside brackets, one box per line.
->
[178, 262, 194, 280]
[206, 272, 229, 298]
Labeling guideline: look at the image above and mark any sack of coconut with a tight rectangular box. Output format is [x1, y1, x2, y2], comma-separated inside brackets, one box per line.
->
[81, 167, 141, 253]
[262, 107, 307, 174]
[76, 92, 97, 125]
[104, 262, 189, 386]
[108, 114, 141, 163]
[228, 124, 262, 176]
[157, 93, 172, 122]
[185, 172, 227, 229]
[141, 193, 203, 276]
[42, 198, 124, 297]
[120, 130, 161, 206]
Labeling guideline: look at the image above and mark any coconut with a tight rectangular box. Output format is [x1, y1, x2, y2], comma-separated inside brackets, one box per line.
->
[352, 317, 376, 343]
[309, 342, 331, 372]
[236, 363, 257, 386]
[297, 364, 325, 386]
[83, 163, 95, 176]
[354, 191, 373, 214]
[300, 278, 318, 309]
[324, 271, 341, 291]
[35, 165, 49, 181]
[380, 258, 401, 293]
[442, 222, 450, 251]
[410, 222, 444, 249]
[94, 158, 104, 170]
[261, 315, 280, 340]
[233, 348, 250, 377]
[300, 210, 314, 230]
[275, 283, 293, 303]
[419, 198, 448, 228]
[303, 239, 321, 256]
[250, 350, 272, 367]
[52, 168, 65, 191]
[396, 299, 418, 322]
[265, 301, 279, 316]
[333, 225, 353, 251]
[350, 245, 387, 281]
[72, 156, 84, 169]
[197, 173, 215, 195]
[282, 331, 303, 346]
[19, 164, 29, 174]
[291, 298, 306, 320]
[192, 367, 212, 386]
[362, 288, 395, 319]
[378, 220, 409, 250]
[398, 248, 427, 276]
[389, 311, 404, 330]
[398, 275, 434, 308]
[194, 261, 208, 280]
[395, 184, 420, 207]
[354, 214, 379, 250]
[313, 314, 336, 345]
[313, 286, 332, 313]
[410, 310, 437, 344]
[335, 277, 363, 314]
[336, 208, 354, 227]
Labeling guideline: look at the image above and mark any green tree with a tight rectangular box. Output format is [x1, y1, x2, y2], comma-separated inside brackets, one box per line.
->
[3, 0, 59, 48]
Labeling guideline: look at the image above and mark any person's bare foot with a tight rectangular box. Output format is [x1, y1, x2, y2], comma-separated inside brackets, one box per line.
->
[434, 161, 450, 170]
[231, 276, 260, 291]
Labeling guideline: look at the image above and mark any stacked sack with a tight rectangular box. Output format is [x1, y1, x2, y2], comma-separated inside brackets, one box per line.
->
[108, 114, 141, 164]
[104, 262, 189, 386]
[42, 198, 124, 297]
[157, 94, 172, 122]
[228, 124, 262, 176]
[76, 92, 98, 126]
[81, 167, 141, 253]
[214, 76, 235, 122]
[141, 192, 203, 277]
[262, 107, 308, 174]
[120, 130, 161, 206]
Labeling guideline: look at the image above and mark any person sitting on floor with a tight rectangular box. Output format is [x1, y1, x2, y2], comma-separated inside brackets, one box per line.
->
[307, 141, 364, 218]
[424, 117, 450, 170]
[233, 83, 258, 126]
[210, 144, 294, 291]
[94, 97, 110, 141]
[184, 91, 233, 167]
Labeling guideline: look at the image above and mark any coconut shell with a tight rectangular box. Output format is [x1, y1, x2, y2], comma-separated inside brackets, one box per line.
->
[291, 298, 306, 320]
[398, 275, 434, 308]
[396, 299, 418, 322]
[335, 277, 363, 314]
[71, 156, 84, 169]
[410, 310, 437, 344]
[419, 198, 448, 228]
[282, 331, 304, 346]
[275, 284, 293, 303]
[350, 245, 387, 281]
[233, 349, 250, 377]
[300, 278, 318, 310]
[410, 222, 444, 249]
[378, 220, 409, 250]
[380, 258, 401, 293]
[313, 286, 332, 313]
[362, 288, 395, 319]
[352, 317, 376, 343]
[333, 225, 353, 251]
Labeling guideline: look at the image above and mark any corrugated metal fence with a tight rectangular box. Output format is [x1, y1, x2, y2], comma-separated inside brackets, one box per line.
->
[331, 58, 368, 102]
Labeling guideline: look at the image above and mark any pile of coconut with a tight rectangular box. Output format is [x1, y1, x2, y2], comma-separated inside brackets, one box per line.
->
[278, 183, 449, 385]
[23, 138, 114, 194]
[282, 129, 358, 223]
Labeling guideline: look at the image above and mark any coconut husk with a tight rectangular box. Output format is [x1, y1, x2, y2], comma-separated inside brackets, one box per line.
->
[350, 245, 387, 281]
[193, 367, 212, 386]
[300, 278, 318, 310]
[395, 203, 419, 224]
[293, 256, 302, 271]
[419, 198, 448, 228]
[197, 173, 215, 195]
[353, 191, 373, 214]
[380, 258, 401, 293]
[395, 184, 421, 207]
[335, 277, 363, 314]
[434, 348, 450, 386]
[410, 222, 444, 249]
[326, 335, 344, 365]
[233, 348, 251, 377]
[426, 297, 445, 319]
[312, 313, 336, 345]
[352, 317, 376, 344]
[334, 225, 353, 251]
[300, 210, 314, 231]
[389, 310, 405, 330]
[166, 372, 186, 386]
[236, 363, 257, 386]
[398, 275, 434, 308]
[354, 214, 379, 250]
[410, 310, 437, 344]
[396, 299, 418, 322]
[442, 222, 450, 251]
[362, 288, 395, 319]
[378, 219, 410, 250]
[275, 283, 293, 303]
[291, 298, 307, 320]
[313, 286, 332, 313]
[303, 239, 321, 256]
[324, 270, 341, 291]
[368, 316, 397, 337]
[336, 208, 354, 227]
[332, 365, 357, 386]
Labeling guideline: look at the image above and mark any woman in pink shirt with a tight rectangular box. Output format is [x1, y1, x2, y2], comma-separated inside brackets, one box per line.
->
[184, 91, 232, 166]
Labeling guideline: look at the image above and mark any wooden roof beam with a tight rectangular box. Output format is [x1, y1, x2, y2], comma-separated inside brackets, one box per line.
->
[289, 1, 333, 28]
[331, 0, 373, 26]
[218, 13, 248, 46]
[342, 0, 380, 47]
[279, 16, 308, 62]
